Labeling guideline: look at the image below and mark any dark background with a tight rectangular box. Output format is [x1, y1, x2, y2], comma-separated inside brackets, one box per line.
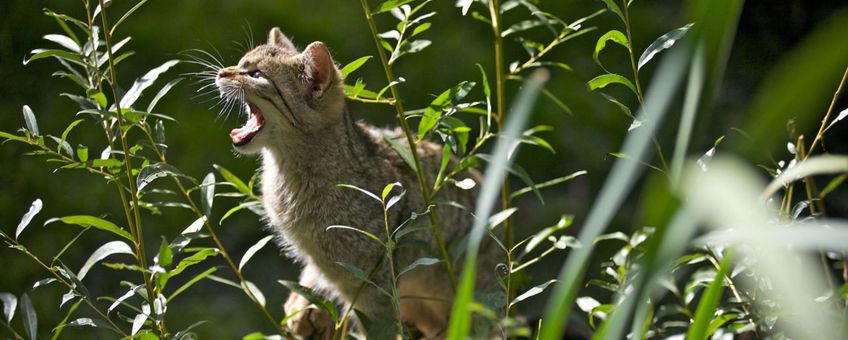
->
[1, 0, 846, 338]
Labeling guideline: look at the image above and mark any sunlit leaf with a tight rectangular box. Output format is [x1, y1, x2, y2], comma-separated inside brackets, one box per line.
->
[119, 60, 179, 109]
[201, 172, 215, 216]
[594, 30, 629, 68]
[638, 23, 694, 70]
[510, 279, 556, 308]
[16, 199, 43, 240]
[373, 0, 414, 14]
[0, 293, 16, 323]
[22, 105, 39, 136]
[78, 241, 134, 279]
[587, 73, 637, 94]
[46, 215, 133, 241]
[341, 56, 372, 79]
[239, 235, 274, 270]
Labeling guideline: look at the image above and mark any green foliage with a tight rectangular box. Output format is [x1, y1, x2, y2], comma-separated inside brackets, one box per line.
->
[2, 0, 848, 339]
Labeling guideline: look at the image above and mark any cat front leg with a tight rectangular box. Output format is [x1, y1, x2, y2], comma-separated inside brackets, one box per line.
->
[284, 264, 335, 339]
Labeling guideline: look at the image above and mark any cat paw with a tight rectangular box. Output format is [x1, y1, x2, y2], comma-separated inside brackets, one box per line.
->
[284, 293, 334, 340]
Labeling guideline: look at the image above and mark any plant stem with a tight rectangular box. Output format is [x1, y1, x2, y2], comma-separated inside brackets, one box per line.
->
[806, 66, 848, 158]
[1, 234, 128, 337]
[138, 126, 290, 337]
[359, 0, 456, 289]
[621, 0, 669, 174]
[95, 1, 162, 335]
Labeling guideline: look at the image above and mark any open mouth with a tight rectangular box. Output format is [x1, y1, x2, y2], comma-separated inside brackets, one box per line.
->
[230, 102, 265, 146]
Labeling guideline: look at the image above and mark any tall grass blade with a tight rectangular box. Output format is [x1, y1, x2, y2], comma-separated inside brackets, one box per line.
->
[447, 69, 548, 339]
[540, 46, 688, 340]
[687, 254, 730, 340]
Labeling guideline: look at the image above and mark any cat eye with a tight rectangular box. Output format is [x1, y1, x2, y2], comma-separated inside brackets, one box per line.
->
[248, 70, 262, 78]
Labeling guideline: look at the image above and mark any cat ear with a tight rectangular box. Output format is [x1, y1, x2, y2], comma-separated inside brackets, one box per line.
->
[302, 42, 337, 100]
[268, 27, 295, 51]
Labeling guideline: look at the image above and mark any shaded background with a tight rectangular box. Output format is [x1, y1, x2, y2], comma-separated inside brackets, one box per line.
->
[1, 0, 846, 338]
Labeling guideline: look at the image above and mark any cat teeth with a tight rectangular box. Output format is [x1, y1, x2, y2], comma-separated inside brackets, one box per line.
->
[230, 102, 265, 146]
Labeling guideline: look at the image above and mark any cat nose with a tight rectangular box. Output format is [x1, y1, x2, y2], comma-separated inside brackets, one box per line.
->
[217, 69, 229, 78]
[217, 67, 239, 78]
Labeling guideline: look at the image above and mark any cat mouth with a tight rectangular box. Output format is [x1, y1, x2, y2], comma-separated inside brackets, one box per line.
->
[230, 102, 265, 146]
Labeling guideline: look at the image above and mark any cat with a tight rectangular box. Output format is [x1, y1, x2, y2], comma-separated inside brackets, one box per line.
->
[214, 27, 502, 339]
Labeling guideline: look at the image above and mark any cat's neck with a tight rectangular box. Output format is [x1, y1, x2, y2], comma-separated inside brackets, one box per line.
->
[259, 108, 373, 195]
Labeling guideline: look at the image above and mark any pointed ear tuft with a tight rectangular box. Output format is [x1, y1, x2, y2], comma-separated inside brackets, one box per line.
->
[268, 27, 296, 51]
[303, 42, 337, 100]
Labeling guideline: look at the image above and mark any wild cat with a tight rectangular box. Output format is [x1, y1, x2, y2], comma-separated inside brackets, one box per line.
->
[214, 28, 501, 338]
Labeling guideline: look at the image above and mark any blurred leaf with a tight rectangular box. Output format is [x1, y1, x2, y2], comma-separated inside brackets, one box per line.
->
[20, 293, 36, 340]
[587, 73, 637, 94]
[64, 318, 113, 330]
[398, 257, 441, 277]
[31, 278, 56, 290]
[278, 280, 339, 322]
[734, 10, 848, 160]
[373, 0, 414, 14]
[22, 105, 39, 136]
[0, 293, 16, 323]
[78, 241, 134, 279]
[449, 70, 548, 339]
[761, 155, 848, 199]
[510, 279, 556, 308]
[46, 215, 133, 241]
[16, 199, 43, 240]
[820, 174, 846, 198]
[201, 172, 215, 216]
[341, 56, 372, 78]
[239, 235, 274, 270]
[638, 23, 694, 69]
[336, 261, 389, 297]
[687, 255, 729, 340]
[119, 60, 180, 109]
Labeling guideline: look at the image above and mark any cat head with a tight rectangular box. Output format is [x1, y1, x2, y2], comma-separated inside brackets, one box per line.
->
[215, 28, 345, 154]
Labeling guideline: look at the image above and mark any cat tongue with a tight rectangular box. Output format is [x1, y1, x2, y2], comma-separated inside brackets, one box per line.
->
[230, 103, 265, 145]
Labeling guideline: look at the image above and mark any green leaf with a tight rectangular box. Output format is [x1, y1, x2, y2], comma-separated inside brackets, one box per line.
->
[59, 119, 85, 150]
[594, 30, 630, 68]
[77, 241, 134, 279]
[52, 299, 82, 339]
[157, 237, 173, 267]
[136, 162, 194, 193]
[373, 0, 414, 14]
[587, 73, 637, 94]
[16, 199, 43, 240]
[278, 280, 340, 322]
[201, 172, 215, 216]
[418, 81, 475, 139]
[326, 225, 384, 246]
[381, 182, 402, 200]
[213, 164, 250, 195]
[398, 257, 441, 277]
[601, 0, 626, 23]
[23, 49, 83, 65]
[511, 171, 587, 200]
[341, 56, 372, 78]
[120, 60, 180, 109]
[0, 293, 16, 323]
[20, 293, 36, 340]
[510, 279, 556, 308]
[111, 0, 148, 35]
[687, 255, 730, 340]
[47, 215, 133, 241]
[522, 214, 573, 254]
[239, 235, 274, 270]
[146, 77, 184, 113]
[448, 69, 548, 339]
[0, 131, 28, 143]
[220, 201, 261, 224]
[336, 261, 388, 297]
[435, 144, 452, 188]
[383, 134, 418, 172]
[336, 183, 381, 202]
[242, 281, 266, 307]
[638, 23, 694, 70]
[171, 248, 219, 276]
[168, 267, 218, 302]
[22, 105, 39, 136]
[76, 145, 88, 162]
